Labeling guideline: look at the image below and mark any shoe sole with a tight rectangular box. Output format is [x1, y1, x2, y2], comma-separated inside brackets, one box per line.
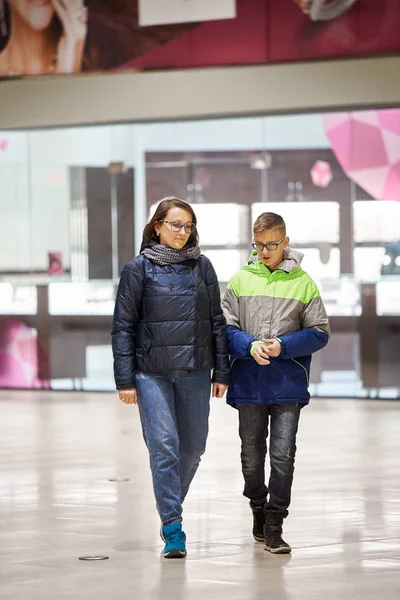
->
[164, 549, 187, 559]
[264, 545, 291, 554]
[253, 534, 265, 543]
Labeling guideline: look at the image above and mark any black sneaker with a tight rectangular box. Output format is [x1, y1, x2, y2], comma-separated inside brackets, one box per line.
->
[250, 501, 266, 543]
[264, 516, 291, 554]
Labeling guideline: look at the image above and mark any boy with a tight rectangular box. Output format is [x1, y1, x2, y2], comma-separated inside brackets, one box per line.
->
[222, 212, 330, 554]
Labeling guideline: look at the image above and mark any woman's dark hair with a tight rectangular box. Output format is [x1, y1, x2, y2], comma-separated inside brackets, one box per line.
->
[143, 197, 199, 247]
[0, 1, 10, 53]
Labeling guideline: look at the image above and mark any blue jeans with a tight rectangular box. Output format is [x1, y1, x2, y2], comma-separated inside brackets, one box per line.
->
[135, 370, 211, 526]
[237, 403, 301, 518]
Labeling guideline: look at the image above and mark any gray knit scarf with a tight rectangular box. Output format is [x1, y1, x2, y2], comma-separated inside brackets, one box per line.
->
[141, 243, 201, 266]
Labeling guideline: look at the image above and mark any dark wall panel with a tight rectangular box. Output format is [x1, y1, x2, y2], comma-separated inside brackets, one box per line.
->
[86, 168, 134, 280]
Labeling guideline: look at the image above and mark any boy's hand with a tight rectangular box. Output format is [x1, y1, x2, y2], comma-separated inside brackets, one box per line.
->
[251, 341, 271, 366]
[262, 339, 282, 357]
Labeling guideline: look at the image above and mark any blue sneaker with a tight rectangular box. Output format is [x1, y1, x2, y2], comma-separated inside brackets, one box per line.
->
[162, 522, 187, 558]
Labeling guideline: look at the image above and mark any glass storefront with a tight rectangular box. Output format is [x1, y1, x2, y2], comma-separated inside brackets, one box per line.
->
[0, 111, 399, 397]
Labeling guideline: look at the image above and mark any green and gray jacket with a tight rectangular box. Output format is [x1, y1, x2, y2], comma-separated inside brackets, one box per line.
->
[222, 248, 330, 406]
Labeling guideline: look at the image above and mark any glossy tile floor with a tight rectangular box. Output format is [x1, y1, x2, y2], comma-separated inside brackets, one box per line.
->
[0, 391, 399, 600]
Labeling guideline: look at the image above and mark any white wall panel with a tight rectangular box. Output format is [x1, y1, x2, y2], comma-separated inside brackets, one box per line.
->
[139, 0, 236, 26]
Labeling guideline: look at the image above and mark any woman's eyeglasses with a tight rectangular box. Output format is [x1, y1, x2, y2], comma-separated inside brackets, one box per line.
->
[159, 220, 196, 234]
[252, 235, 286, 252]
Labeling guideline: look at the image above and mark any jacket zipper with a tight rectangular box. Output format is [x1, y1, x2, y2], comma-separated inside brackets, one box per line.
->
[194, 264, 199, 369]
[268, 272, 275, 338]
[268, 269, 309, 389]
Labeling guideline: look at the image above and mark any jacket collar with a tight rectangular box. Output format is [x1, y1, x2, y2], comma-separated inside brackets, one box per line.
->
[246, 247, 304, 274]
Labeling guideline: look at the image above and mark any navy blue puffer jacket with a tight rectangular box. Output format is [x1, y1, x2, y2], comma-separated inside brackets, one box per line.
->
[111, 250, 231, 389]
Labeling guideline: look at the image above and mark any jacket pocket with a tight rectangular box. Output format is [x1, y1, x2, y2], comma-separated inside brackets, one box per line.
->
[290, 358, 309, 388]
[229, 358, 258, 401]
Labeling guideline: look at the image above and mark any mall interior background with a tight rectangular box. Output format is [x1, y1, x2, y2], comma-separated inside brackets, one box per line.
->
[0, 109, 399, 397]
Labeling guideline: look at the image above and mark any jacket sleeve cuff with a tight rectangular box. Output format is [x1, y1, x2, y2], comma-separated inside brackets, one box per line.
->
[276, 337, 287, 359]
[250, 340, 263, 357]
[116, 384, 136, 390]
[212, 370, 231, 385]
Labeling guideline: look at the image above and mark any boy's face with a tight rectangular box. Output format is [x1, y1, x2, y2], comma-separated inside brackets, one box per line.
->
[253, 228, 289, 271]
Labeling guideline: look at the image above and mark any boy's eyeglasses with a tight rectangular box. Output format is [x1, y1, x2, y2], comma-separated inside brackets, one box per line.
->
[252, 235, 287, 252]
[159, 220, 196, 234]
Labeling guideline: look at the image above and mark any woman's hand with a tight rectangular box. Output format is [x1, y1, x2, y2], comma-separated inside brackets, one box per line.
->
[118, 388, 138, 405]
[212, 382, 229, 399]
[53, 0, 88, 73]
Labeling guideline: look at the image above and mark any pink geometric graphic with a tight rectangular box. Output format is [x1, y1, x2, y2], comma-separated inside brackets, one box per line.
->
[0, 320, 49, 389]
[324, 109, 400, 201]
[310, 160, 333, 187]
[377, 109, 400, 136]
[383, 162, 400, 201]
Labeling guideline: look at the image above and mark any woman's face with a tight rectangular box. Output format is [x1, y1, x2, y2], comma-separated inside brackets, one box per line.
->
[155, 207, 194, 250]
[8, 0, 55, 31]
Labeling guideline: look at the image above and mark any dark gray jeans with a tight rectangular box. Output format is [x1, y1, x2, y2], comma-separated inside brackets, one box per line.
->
[237, 403, 301, 518]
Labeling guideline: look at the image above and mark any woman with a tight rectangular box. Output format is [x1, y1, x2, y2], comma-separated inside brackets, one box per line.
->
[0, 0, 87, 75]
[111, 197, 230, 559]
[0, 0, 194, 76]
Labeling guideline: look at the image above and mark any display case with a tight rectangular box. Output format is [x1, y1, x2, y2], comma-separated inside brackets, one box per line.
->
[376, 277, 400, 316]
[251, 202, 340, 244]
[319, 277, 361, 317]
[48, 281, 115, 316]
[0, 283, 37, 315]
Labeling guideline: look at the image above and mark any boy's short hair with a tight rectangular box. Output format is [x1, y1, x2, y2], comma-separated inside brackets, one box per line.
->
[253, 212, 286, 236]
